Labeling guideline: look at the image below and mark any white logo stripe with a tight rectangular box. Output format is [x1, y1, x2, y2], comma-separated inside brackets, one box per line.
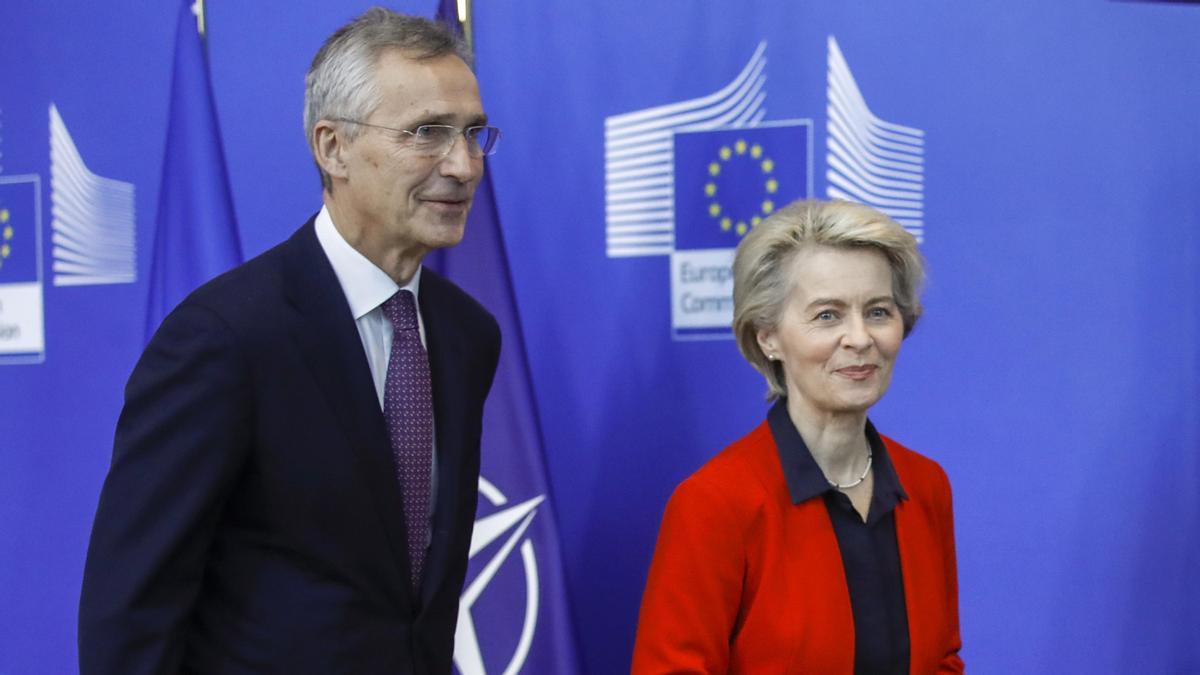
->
[826, 173, 922, 212]
[605, 164, 673, 183]
[606, 176, 674, 195]
[827, 104, 923, 171]
[607, 199, 673, 214]
[605, 43, 769, 257]
[607, 248, 672, 258]
[607, 226, 674, 237]
[827, 41, 925, 143]
[605, 42, 767, 131]
[608, 232, 674, 244]
[607, 211, 674, 225]
[605, 143, 672, 163]
[607, 188, 673, 204]
[828, 133, 921, 182]
[604, 68, 766, 146]
[825, 37, 926, 242]
[49, 104, 137, 285]
[827, 155, 923, 203]
[606, 151, 673, 173]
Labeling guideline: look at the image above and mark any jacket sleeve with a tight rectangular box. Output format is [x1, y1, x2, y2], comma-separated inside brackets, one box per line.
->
[632, 474, 750, 675]
[78, 303, 253, 675]
[936, 467, 965, 674]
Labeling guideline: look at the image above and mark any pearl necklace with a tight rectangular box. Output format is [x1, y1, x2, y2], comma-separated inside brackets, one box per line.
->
[825, 451, 873, 490]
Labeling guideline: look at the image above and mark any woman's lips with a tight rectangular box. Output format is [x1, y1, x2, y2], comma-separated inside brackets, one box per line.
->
[835, 365, 877, 381]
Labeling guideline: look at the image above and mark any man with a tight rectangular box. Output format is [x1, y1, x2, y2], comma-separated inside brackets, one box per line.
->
[78, 9, 501, 674]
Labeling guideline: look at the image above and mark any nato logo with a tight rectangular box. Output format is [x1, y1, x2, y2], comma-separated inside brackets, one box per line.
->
[0, 173, 46, 364]
[454, 476, 546, 675]
[604, 37, 925, 340]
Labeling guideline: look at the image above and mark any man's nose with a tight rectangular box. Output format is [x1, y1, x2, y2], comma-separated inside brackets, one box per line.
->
[438, 134, 481, 181]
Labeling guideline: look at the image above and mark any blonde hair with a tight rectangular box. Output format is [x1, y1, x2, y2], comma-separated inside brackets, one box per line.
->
[732, 199, 925, 399]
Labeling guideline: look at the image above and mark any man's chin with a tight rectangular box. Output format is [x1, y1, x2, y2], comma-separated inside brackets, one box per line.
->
[422, 221, 467, 250]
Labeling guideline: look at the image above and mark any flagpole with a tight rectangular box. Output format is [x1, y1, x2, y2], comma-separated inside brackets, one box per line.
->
[192, 0, 206, 37]
[457, 0, 473, 51]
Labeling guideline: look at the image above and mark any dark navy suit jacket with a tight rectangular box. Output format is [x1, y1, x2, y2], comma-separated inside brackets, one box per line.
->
[79, 220, 501, 674]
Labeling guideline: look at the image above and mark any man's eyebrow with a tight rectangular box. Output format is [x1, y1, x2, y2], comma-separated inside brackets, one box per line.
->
[413, 112, 489, 127]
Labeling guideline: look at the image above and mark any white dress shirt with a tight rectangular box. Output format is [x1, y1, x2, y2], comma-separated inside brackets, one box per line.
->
[314, 206, 426, 406]
[314, 205, 438, 512]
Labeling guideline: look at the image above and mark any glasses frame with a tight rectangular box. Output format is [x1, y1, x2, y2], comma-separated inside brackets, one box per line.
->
[330, 118, 500, 158]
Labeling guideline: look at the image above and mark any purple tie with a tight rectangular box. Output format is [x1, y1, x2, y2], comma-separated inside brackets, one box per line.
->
[381, 289, 433, 591]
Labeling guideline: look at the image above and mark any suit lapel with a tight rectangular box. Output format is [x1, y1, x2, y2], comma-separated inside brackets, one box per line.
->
[418, 271, 474, 607]
[281, 222, 415, 599]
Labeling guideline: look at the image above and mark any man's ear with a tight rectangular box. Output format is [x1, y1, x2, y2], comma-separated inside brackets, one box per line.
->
[312, 120, 350, 182]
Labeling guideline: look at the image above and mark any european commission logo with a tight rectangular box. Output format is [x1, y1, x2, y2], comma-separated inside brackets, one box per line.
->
[604, 37, 925, 340]
[0, 102, 140, 366]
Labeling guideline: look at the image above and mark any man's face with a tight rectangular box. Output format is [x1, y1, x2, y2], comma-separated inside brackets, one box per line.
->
[340, 49, 485, 255]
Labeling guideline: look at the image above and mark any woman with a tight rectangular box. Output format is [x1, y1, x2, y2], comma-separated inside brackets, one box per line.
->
[632, 199, 963, 674]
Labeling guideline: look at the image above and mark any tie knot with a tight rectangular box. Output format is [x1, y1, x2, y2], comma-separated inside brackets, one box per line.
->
[381, 289, 419, 331]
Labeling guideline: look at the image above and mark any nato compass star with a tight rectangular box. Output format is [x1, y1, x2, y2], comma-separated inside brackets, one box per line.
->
[454, 488, 545, 675]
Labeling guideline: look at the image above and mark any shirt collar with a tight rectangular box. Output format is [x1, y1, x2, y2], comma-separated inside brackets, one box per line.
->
[766, 398, 908, 507]
[314, 205, 421, 318]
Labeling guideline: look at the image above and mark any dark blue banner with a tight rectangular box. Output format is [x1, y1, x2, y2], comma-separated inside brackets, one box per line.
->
[145, 0, 242, 341]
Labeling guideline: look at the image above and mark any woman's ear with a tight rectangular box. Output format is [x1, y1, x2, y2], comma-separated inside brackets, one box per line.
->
[756, 329, 778, 361]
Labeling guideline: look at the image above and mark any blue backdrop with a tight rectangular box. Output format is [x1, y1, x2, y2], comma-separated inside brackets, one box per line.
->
[2, 1, 1198, 673]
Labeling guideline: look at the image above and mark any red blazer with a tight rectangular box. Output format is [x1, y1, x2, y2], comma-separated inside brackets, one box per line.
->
[633, 420, 963, 674]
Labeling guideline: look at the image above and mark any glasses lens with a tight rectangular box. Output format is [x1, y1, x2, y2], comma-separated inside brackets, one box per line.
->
[411, 125, 457, 155]
[467, 126, 500, 157]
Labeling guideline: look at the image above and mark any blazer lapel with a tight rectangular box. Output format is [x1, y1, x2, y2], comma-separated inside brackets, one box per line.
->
[417, 272, 474, 608]
[891, 458, 942, 672]
[281, 222, 415, 600]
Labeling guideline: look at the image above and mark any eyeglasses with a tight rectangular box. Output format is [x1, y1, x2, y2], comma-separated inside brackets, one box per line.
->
[331, 118, 501, 158]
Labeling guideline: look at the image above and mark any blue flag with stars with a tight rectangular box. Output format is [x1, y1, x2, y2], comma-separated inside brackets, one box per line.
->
[0, 181, 38, 284]
[145, 0, 242, 342]
[673, 122, 810, 250]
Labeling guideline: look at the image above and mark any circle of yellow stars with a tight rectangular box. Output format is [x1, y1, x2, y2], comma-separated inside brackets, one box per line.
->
[0, 209, 12, 270]
[705, 139, 779, 237]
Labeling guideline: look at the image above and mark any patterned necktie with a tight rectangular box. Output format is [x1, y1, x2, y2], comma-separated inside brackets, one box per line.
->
[380, 289, 434, 591]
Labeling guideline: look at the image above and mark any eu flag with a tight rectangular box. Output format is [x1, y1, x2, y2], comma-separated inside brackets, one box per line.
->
[0, 180, 39, 284]
[145, 0, 241, 342]
[432, 3, 583, 673]
[673, 122, 810, 250]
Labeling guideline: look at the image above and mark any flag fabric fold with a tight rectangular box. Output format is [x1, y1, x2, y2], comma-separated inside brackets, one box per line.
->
[433, 3, 583, 672]
[145, 0, 242, 342]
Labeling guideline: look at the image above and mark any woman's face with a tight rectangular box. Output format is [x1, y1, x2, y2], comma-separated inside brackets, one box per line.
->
[757, 245, 904, 418]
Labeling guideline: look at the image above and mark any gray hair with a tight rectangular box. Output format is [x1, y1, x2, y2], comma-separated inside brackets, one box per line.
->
[304, 7, 472, 191]
[732, 198, 926, 400]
